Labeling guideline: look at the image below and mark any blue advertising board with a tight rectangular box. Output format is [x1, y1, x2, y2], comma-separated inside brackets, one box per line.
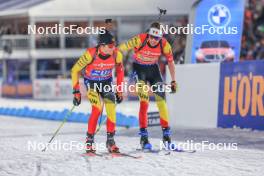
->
[218, 61, 264, 130]
[191, 0, 245, 63]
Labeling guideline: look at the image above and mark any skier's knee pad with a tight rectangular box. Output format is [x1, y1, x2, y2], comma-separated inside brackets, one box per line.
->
[138, 92, 149, 102]
[87, 89, 102, 110]
[136, 80, 149, 102]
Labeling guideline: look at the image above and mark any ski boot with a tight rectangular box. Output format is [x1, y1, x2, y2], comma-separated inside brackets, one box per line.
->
[85, 133, 96, 153]
[139, 128, 152, 150]
[162, 127, 178, 151]
[106, 132, 120, 153]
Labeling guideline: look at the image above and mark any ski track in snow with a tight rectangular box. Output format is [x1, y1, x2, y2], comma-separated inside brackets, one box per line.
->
[0, 115, 264, 176]
[0, 98, 264, 176]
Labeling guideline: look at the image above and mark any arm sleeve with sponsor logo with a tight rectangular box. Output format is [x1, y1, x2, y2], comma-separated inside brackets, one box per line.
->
[71, 50, 93, 90]
[115, 50, 124, 92]
[118, 35, 142, 52]
[162, 39, 174, 63]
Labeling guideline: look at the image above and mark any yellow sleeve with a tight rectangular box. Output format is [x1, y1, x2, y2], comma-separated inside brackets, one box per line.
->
[71, 50, 93, 90]
[118, 35, 141, 52]
[115, 50, 124, 88]
[115, 50, 123, 64]
[162, 40, 174, 62]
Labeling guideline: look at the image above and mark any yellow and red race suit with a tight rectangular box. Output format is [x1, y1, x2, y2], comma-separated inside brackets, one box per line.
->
[71, 47, 124, 134]
[119, 33, 174, 128]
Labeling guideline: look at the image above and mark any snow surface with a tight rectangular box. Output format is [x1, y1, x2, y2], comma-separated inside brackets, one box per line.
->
[0, 98, 264, 176]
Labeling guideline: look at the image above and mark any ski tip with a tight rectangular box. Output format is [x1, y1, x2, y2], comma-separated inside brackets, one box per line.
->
[173, 149, 196, 153]
[136, 148, 160, 153]
[82, 152, 103, 157]
[110, 152, 142, 159]
[188, 150, 196, 153]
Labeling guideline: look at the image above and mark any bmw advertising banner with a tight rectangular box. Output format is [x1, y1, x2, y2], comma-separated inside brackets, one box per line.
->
[191, 0, 245, 63]
[218, 61, 264, 130]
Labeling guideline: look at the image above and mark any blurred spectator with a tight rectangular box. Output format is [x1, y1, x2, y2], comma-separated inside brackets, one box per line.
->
[164, 17, 187, 64]
[240, 0, 264, 61]
[254, 38, 264, 59]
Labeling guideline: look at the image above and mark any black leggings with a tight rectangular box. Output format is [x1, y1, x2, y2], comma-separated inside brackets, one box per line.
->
[133, 63, 163, 86]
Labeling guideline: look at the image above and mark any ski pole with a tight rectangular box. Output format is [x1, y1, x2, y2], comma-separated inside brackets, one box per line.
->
[42, 105, 76, 152]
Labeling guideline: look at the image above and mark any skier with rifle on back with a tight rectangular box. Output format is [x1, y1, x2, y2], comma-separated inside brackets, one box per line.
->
[118, 8, 178, 150]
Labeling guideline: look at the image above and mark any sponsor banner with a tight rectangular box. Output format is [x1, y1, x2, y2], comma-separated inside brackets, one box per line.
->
[218, 61, 264, 130]
[55, 79, 73, 99]
[2, 81, 32, 98]
[192, 0, 245, 63]
[33, 79, 73, 100]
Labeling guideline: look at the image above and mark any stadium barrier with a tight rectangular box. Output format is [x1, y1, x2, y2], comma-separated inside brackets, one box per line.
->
[167, 63, 220, 129]
[167, 61, 264, 130]
[1, 61, 263, 130]
[33, 79, 72, 100]
[0, 106, 138, 128]
[218, 61, 264, 130]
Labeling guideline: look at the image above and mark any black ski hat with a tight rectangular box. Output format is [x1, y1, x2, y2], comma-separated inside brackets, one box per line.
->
[98, 31, 115, 45]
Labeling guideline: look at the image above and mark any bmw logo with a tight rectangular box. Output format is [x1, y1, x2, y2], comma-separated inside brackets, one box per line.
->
[208, 4, 231, 27]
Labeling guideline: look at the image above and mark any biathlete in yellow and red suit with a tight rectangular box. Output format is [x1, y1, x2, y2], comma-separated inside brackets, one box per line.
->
[118, 22, 177, 150]
[71, 32, 124, 153]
